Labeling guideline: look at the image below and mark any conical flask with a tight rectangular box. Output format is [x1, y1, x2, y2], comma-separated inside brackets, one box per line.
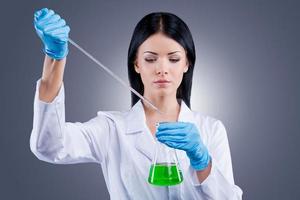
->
[148, 122, 184, 186]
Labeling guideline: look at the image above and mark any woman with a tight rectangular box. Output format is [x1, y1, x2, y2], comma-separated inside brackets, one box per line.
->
[30, 8, 243, 199]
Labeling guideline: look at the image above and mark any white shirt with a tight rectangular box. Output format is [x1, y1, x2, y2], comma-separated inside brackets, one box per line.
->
[30, 79, 243, 200]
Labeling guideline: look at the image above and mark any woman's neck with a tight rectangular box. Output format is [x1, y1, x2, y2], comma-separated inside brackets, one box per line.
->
[142, 95, 181, 119]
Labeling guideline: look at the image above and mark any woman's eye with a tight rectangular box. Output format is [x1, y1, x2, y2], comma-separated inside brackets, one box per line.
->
[145, 58, 156, 63]
[144, 58, 180, 63]
[170, 59, 180, 63]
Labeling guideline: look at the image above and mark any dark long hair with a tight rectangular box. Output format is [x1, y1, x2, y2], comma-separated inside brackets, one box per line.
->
[127, 12, 196, 108]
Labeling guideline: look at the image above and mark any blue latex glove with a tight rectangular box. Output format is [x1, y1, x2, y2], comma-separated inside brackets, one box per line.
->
[34, 8, 70, 60]
[156, 122, 211, 171]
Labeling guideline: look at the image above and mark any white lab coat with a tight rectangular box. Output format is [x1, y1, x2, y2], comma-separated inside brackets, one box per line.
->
[30, 79, 243, 200]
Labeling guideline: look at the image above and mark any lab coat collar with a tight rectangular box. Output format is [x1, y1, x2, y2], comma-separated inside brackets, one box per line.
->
[125, 99, 196, 161]
[125, 99, 196, 135]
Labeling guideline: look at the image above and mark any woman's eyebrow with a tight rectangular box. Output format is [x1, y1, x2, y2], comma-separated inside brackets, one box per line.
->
[143, 51, 182, 55]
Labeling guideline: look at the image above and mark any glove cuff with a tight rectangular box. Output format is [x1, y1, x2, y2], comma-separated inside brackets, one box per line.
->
[43, 42, 69, 60]
[187, 146, 211, 171]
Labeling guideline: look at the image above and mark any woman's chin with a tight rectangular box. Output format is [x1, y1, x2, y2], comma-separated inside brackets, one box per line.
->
[153, 88, 174, 97]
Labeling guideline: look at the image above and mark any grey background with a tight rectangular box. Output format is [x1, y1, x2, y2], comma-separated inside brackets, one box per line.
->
[0, 0, 299, 199]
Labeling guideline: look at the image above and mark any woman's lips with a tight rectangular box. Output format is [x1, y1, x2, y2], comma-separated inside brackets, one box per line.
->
[153, 80, 171, 87]
[154, 80, 171, 83]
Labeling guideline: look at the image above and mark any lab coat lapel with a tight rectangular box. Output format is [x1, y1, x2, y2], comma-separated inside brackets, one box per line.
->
[176, 100, 198, 169]
[125, 99, 197, 162]
[177, 99, 196, 124]
[125, 100, 156, 161]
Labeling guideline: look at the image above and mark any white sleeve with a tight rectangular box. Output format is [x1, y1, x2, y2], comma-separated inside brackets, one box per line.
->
[30, 79, 110, 164]
[189, 120, 243, 199]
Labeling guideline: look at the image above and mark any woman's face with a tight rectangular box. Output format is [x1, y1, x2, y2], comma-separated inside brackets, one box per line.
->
[134, 32, 189, 98]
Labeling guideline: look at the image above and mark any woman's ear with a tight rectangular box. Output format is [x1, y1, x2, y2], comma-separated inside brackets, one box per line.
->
[134, 62, 140, 74]
[184, 61, 189, 73]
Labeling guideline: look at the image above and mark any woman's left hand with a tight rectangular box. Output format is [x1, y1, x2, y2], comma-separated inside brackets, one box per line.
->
[156, 122, 211, 170]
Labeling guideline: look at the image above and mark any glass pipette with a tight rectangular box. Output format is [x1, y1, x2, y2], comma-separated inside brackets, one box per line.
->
[68, 38, 163, 114]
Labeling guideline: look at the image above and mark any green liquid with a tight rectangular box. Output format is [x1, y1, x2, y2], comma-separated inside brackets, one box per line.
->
[148, 163, 183, 186]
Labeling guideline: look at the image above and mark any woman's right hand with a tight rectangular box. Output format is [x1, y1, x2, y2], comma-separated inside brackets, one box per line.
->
[34, 8, 70, 60]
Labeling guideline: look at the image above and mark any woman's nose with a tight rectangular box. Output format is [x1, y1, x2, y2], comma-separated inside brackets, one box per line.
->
[156, 60, 168, 75]
[156, 70, 168, 75]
